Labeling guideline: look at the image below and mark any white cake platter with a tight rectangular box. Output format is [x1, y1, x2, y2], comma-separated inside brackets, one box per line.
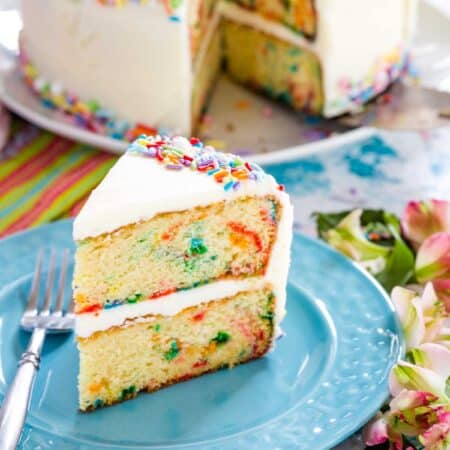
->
[0, 0, 449, 160]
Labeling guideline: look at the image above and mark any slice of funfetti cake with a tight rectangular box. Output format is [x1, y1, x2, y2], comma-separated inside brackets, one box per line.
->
[72, 135, 293, 411]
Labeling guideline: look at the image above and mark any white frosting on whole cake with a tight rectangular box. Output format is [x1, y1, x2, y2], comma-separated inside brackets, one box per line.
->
[315, 0, 417, 116]
[74, 137, 293, 338]
[20, 0, 417, 136]
[21, 0, 192, 134]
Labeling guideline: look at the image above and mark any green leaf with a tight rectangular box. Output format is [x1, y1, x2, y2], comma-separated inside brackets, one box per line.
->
[374, 213, 415, 292]
[313, 211, 350, 239]
[359, 209, 386, 225]
[446, 376, 450, 398]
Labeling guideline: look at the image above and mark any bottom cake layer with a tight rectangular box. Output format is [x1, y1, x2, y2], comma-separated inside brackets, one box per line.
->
[78, 286, 275, 411]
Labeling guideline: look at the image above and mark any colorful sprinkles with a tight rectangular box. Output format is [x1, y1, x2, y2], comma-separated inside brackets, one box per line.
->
[119, 385, 136, 401]
[211, 331, 231, 345]
[164, 340, 180, 361]
[189, 238, 208, 256]
[334, 47, 410, 112]
[19, 47, 162, 143]
[128, 134, 271, 192]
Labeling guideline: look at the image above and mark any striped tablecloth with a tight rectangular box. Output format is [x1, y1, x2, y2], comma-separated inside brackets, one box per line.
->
[0, 117, 117, 238]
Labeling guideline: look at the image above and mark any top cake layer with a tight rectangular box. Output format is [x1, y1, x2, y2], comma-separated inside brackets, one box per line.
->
[73, 135, 287, 240]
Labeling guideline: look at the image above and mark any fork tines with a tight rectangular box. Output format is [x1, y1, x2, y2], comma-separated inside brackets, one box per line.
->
[21, 248, 74, 332]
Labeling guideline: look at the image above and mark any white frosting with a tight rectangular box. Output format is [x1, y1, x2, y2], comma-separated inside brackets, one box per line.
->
[73, 150, 289, 241]
[315, 0, 418, 116]
[21, 0, 192, 134]
[192, 6, 221, 77]
[20, 0, 417, 130]
[76, 277, 267, 337]
[218, 2, 314, 51]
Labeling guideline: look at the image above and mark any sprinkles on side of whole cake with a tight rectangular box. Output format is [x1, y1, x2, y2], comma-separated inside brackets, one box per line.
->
[128, 135, 276, 192]
[19, 48, 162, 142]
[333, 46, 410, 113]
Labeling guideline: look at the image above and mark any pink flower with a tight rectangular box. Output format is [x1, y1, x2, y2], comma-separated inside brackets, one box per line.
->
[389, 389, 438, 411]
[419, 408, 450, 450]
[415, 233, 450, 283]
[433, 279, 450, 314]
[390, 344, 450, 399]
[402, 200, 450, 250]
[363, 414, 388, 446]
[364, 388, 447, 449]
[391, 284, 449, 350]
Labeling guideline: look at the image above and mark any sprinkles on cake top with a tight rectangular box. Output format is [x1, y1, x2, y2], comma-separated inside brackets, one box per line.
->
[128, 135, 280, 192]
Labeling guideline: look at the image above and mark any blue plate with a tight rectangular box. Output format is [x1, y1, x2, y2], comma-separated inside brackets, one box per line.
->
[0, 220, 402, 450]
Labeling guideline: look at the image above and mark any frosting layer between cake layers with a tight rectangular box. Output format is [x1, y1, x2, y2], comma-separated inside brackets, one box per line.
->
[76, 278, 268, 337]
[74, 136, 293, 338]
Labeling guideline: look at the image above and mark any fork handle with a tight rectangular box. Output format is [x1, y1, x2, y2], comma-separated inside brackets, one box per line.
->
[0, 328, 46, 450]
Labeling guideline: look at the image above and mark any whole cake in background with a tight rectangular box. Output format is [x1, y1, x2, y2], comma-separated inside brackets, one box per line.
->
[72, 135, 293, 410]
[20, 0, 417, 140]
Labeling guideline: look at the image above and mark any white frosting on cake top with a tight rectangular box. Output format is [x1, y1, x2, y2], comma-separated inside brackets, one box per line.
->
[73, 136, 288, 241]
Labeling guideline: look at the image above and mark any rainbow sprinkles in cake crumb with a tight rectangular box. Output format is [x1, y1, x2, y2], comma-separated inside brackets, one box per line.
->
[73, 135, 293, 410]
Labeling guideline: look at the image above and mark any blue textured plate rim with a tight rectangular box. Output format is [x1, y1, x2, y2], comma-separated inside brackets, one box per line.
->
[286, 237, 404, 448]
[0, 220, 404, 449]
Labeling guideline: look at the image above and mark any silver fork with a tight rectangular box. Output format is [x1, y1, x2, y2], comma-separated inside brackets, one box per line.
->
[0, 249, 74, 450]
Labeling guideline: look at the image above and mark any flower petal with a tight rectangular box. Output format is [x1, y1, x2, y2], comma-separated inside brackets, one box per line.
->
[325, 209, 390, 262]
[389, 388, 438, 410]
[402, 200, 450, 250]
[419, 421, 450, 450]
[389, 361, 448, 399]
[392, 286, 425, 349]
[416, 343, 450, 380]
[433, 279, 450, 314]
[363, 414, 388, 446]
[416, 233, 450, 283]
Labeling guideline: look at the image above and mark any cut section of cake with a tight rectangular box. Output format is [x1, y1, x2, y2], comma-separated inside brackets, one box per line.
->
[73, 135, 293, 411]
